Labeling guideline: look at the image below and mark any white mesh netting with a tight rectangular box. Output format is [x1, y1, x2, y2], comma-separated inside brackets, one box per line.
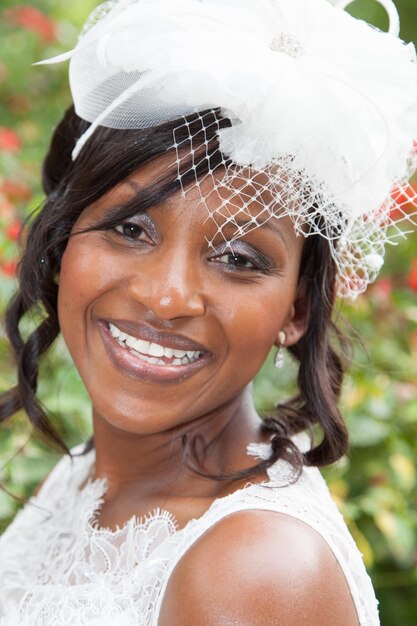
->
[174, 110, 417, 299]
[38, 0, 417, 298]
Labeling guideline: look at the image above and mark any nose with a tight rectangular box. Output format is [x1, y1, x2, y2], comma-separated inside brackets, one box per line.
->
[126, 252, 206, 320]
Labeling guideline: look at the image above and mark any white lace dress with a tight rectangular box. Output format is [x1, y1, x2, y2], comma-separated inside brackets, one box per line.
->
[0, 441, 379, 626]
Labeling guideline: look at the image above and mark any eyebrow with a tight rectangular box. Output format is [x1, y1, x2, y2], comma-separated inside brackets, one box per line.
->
[220, 215, 290, 251]
[124, 180, 141, 193]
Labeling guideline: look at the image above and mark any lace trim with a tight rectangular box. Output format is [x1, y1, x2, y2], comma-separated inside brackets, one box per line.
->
[152, 453, 379, 626]
[0, 441, 379, 626]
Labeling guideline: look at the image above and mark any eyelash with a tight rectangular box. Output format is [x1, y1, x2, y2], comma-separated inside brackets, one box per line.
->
[111, 221, 273, 273]
[211, 246, 273, 273]
[113, 222, 152, 243]
[217, 253, 256, 270]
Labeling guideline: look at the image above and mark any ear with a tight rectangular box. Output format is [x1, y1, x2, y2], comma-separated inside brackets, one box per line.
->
[274, 278, 310, 348]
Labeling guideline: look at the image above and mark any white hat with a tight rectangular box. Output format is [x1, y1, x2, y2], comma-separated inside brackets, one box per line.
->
[38, 0, 417, 298]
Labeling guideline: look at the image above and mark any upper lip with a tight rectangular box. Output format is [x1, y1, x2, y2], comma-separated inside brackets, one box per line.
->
[101, 318, 210, 354]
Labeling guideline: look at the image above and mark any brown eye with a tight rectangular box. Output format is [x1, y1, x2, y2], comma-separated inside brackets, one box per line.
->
[216, 253, 256, 269]
[114, 222, 151, 242]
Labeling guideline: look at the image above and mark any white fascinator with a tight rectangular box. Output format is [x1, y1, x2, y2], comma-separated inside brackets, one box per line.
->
[38, 0, 417, 298]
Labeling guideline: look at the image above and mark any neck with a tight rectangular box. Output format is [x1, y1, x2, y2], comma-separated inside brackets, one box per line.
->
[91, 386, 263, 500]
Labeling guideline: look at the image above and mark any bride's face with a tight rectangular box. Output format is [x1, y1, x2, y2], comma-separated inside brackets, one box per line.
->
[57, 155, 307, 435]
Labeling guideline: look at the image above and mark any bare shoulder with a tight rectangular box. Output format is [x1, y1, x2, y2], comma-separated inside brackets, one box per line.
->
[158, 510, 360, 626]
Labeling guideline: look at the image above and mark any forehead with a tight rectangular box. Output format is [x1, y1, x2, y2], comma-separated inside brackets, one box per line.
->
[85, 150, 303, 245]
[198, 164, 300, 242]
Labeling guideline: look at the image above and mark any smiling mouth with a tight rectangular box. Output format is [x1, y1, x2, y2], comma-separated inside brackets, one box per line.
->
[108, 322, 205, 367]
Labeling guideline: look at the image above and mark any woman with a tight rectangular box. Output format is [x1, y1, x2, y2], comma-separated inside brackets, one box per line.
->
[0, 0, 416, 624]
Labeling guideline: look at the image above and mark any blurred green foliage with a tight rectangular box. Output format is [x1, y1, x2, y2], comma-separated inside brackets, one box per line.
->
[0, 1, 417, 624]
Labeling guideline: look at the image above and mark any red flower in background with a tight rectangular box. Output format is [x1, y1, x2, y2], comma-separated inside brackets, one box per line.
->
[0, 197, 15, 220]
[390, 182, 417, 221]
[0, 179, 32, 203]
[5, 220, 23, 243]
[0, 260, 18, 277]
[372, 277, 393, 300]
[0, 128, 21, 153]
[5, 6, 57, 42]
[408, 259, 417, 293]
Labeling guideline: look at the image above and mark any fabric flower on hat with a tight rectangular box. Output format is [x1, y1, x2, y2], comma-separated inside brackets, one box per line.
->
[36, 0, 417, 297]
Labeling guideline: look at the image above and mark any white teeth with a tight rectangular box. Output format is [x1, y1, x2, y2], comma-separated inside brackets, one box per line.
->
[126, 335, 138, 348]
[173, 349, 187, 358]
[108, 322, 203, 365]
[109, 323, 120, 339]
[135, 338, 150, 354]
[148, 342, 164, 358]
[131, 349, 150, 363]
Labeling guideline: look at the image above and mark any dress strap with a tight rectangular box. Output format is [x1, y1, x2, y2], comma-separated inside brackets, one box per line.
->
[152, 468, 379, 626]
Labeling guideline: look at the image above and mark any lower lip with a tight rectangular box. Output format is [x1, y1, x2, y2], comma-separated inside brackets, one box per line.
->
[98, 321, 211, 383]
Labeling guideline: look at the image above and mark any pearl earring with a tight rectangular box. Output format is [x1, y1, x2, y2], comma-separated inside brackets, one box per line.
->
[274, 331, 286, 369]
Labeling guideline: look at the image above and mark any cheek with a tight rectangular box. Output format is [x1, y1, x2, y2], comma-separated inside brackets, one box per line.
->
[59, 241, 88, 315]
[219, 282, 293, 375]
[57, 236, 114, 355]
[59, 232, 120, 304]
[58, 245, 87, 368]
